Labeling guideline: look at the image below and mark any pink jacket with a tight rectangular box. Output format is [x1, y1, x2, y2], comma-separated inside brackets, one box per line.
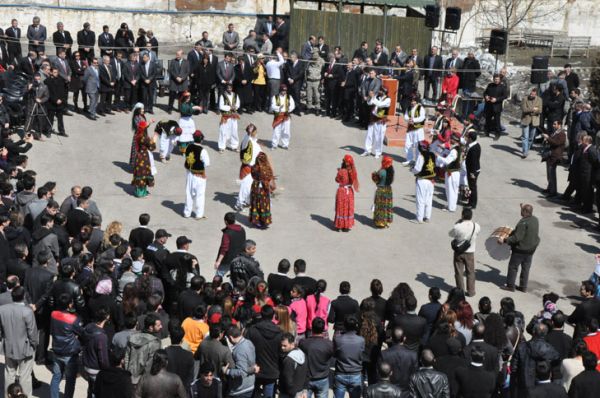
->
[289, 298, 308, 334]
[306, 294, 331, 331]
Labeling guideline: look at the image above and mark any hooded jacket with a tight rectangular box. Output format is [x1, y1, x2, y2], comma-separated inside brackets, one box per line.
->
[14, 190, 36, 212]
[31, 226, 60, 271]
[228, 337, 256, 396]
[124, 331, 162, 384]
[280, 348, 308, 396]
[82, 323, 110, 371]
[94, 366, 134, 398]
[245, 319, 283, 380]
[511, 337, 560, 389]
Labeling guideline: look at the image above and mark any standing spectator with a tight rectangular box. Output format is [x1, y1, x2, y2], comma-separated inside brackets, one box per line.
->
[0, 286, 38, 397]
[306, 280, 331, 334]
[279, 333, 308, 398]
[544, 85, 566, 132]
[542, 120, 566, 197]
[27, 16, 46, 55]
[267, 259, 293, 304]
[408, 349, 450, 398]
[222, 24, 240, 51]
[261, 33, 273, 55]
[448, 207, 480, 297]
[520, 87, 543, 158]
[77, 22, 96, 63]
[140, 52, 157, 114]
[245, 305, 282, 398]
[98, 25, 115, 57]
[123, 52, 141, 110]
[82, 307, 111, 397]
[5, 19, 22, 63]
[195, 323, 234, 382]
[167, 50, 190, 114]
[418, 288, 442, 341]
[499, 203, 540, 293]
[251, 53, 268, 112]
[317, 36, 329, 60]
[165, 323, 195, 387]
[266, 49, 285, 100]
[464, 130, 480, 209]
[147, 30, 158, 55]
[70, 51, 88, 113]
[49, 293, 82, 398]
[110, 51, 125, 112]
[135, 349, 187, 398]
[243, 30, 260, 53]
[434, 338, 468, 397]
[135, 28, 147, 48]
[564, 64, 579, 93]
[99, 55, 116, 116]
[483, 74, 508, 139]
[545, 312, 573, 385]
[322, 53, 344, 118]
[115, 23, 134, 55]
[328, 281, 359, 334]
[332, 315, 364, 398]
[216, 52, 235, 98]
[190, 362, 223, 398]
[128, 213, 154, 250]
[423, 46, 442, 101]
[568, 280, 600, 339]
[284, 51, 304, 115]
[225, 325, 259, 398]
[52, 22, 73, 58]
[366, 362, 402, 398]
[83, 57, 100, 119]
[272, 16, 289, 51]
[234, 55, 254, 113]
[94, 349, 134, 398]
[289, 285, 308, 337]
[305, 48, 324, 116]
[124, 313, 163, 384]
[341, 60, 361, 122]
[182, 304, 209, 355]
[455, 348, 496, 398]
[299, 317, 334, 398]
[463, 324, 499, 374]
[46, 67, 68, 137]
[567, 350, 600, 396]
[300, 36, 316, 60]
[391, 296, 427, 351]
[379, 327, 418, 392]
[459, 51, 480, 116]
[195, 54, 216, 113]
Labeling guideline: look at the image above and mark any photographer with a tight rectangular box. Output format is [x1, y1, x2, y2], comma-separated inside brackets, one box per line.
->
[0, 95, 10, 129]
[542, 120, 567, 198]
[448, 207, 480, 297]
[1, 128, 33, 163]
[26, 72, 49, 139]
[46, 67, 69, 137]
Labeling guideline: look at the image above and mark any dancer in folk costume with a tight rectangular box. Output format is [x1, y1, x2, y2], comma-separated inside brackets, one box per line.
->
[402, 96, 425, 165]
[131, 120, 157, 198]
[178, 91, 201, 153]
[372, 156, 394, 228]
[436, 132, 462, 212]
[334, 154, 359, 231]
[249, 152, 275, 229]
[270, 84, 295, 150]
[183, 130, 211, 219]
[154, 119, 181, 162]
[129, 102, 147, 167]
[236, 123, 262, 211]
[411, 140, 436, 223]
[218, 83, 240, 153]
[361, 86, 390, 159]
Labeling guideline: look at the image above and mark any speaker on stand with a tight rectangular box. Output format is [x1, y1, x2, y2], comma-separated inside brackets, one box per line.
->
[445, 7, 462, 31]
[425, 5, 440, 28]
[489, 29, 508, 73]
[531, 56, 549, 84]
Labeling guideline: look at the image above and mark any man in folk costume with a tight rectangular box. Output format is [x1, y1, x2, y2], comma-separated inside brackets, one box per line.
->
[361, 86, 390, 159]
[270, 84, 295, 150]
[436, 132, 462, 212]
[218, 83, 240, 153]
[155, 120, 182, 163]
[411, 139, 436, 223]
[235, 123, 262, 211]
[402, 95, 426, 165]
[183, 130, 211, 219]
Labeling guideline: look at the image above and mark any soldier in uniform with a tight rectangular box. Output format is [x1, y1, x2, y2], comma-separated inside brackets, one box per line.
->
[270, 84, 295, 150]
[183, 130, 211, 219]
[154, 120, 181, 163]
[402, 96, 426, 165]
[218, 83, 240, 153]
[236, 124, 262, 211]
[305, 48, 324, 115]
[412, 139, 436, 223]
[436, 132, 462, 212]
[361, 86, 390, 159]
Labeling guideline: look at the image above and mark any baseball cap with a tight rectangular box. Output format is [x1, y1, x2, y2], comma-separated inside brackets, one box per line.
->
[155, 229, 172, 239]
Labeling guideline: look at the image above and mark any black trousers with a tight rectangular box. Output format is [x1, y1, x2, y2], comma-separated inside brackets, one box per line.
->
[48, 107, 65, 133]
[342, 90, 355, 121]
[73, 88, 87, 109]
[485, 107, 502, 134]
[424, 76, 439, 99]
[467, 172, 479, 208]
[506, 252, 533, 288]
[289, 81, 302, 111]
[99, 91, 112, 113]
[142, 83, 155, 111]
[198, 86, 211, 113]
[253, 84, 267, 112]
[168, 90, 183, 111]
[123, 85, 138, 109]
[324, 84, 339, 116]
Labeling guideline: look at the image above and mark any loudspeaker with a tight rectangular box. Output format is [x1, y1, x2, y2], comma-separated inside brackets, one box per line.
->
[489, 29, 508, 55]
[445, 7, 462, 30]
[425, 5, 440, 29]
[531, 56, 549, 84]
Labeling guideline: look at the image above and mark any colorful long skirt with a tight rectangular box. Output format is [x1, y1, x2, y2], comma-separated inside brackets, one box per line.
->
[373, 186, 393, 228]
[129, 134, 137, 167]
[250, 181, 272, 227]
[334, 186, 354, 230]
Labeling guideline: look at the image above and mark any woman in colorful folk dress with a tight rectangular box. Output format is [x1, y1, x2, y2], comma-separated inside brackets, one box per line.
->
[129, 103, 147, 167]
[131, 121, 157, 198]
[334, 154, 359, 231]
[249, 152, 275, 228]
[372, 156, 394, 228]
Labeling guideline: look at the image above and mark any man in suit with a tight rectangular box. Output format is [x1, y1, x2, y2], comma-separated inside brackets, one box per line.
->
[0, 286, 38, 397]
[455, 348, 496, 398]
[465, 129, 480, 209]
[222, 23, 239, 51]
[260, 33, 273, 55]
[322, 53, 344, 118]
[83, 58, 100, 119]
[46, 68, 69, 136]
[98, 25, 115, 57]
[98, 55, 116, 115]
[444, 49, 463, 73]
[0, 35, 9, 70]
[122, 52, 141, 110]
[77, 22, 95, 63]
[327, 281, 360, 333]
[272, 16, 289, 51]
[300, 35, 316, 60]
[51, 49, 72, 86]
[216, 52, 235, 98]
[392, 296, 427, 351]
[407, 48, 423, 69]
[353, 41, 369, 62]
[568, 351, 600, 397]
[391, 45, 408, 67]
[529, 361, 568, 398]
[463, 323, 499, 373]
[370, 43, 389, 72]
[198, 31, 213, 49]
[567, 280, 600, 339]
[423, 46, 443, 100]
[5, 19, 22, 64]
[284, 51, 305, 115]
[379, 327, 418, 392]
[266, 260, 292, 303]
[434, 338, 469, 397]
[187, 41, 204, 99]
[258, 15, 275, 39]
[167, 50, 190, 114]
[26, 16, 46, 55]
[110, 51, 125, 112]
[52, 22, 73, 58]
[358, 68, 382, 127]
[233, 56, 253, 112]
[66, 197, 92, 237]
[128, 213, 154, 250]
[341, 60, 360, 122]
[206, 48, 219, 110]
[140, 52, 157, 113]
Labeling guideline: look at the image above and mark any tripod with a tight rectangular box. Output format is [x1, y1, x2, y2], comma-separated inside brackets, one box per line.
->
[24, 101, 53, 138]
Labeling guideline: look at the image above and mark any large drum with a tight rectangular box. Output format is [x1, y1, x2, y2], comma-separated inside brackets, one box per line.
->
[485, 227, 513, 261]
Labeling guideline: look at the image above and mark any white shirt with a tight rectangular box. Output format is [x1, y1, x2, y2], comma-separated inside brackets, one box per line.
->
[266, 52, 285, 79]
[449, 220, 481, 253]
[270, 94, 295, 113]
[219, 92, 240, 112]
[404, 104, 425, 124]
[367, 95, 391, 115]
[436, 147, 458, 168]
[240, 136, 262, 166]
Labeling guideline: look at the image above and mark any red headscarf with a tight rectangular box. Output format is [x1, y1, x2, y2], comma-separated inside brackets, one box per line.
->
[381, 155, 393, 169]
[343, 154, 359, 192]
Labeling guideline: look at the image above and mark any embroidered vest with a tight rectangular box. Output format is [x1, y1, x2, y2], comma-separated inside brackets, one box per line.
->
[416, 151, 436, 179]
[185, 144, 205, 174]
[275, 94, 290, 113]
[447, 146, 462, 172]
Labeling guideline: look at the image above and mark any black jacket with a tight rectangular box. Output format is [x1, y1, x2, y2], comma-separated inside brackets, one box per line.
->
[24, 265, 54, 313]
[568, 370, 600, 398]
[511, 337, 560, 389]
[292, 275, 317, 297]
[328, 295, 360, 332]
[50, 309, 83, 356]
[366, 380, 403, 398]
[98, 63, 116, 93]
[52, 30, 73, 53]
[484, 82, 508, 112]
[128, 226, 154, 250]
[529, 382, 568, 398]
[280, 348, 308, 396]
[166, 345, 195, 387]
[568, 297, 600, 339]
[455, 364, 496, 398]
[230, 253, 263, 286]
[46, 75, 68, 109]
[66, 207, 91, 237]
[545, 329, 572, 380]
[177, 289, 205, 321]
[434, 354, 468, 397]
[82, 323, 110, 370]
[409, 368, 450, 398]
[392, 313, 427, 351]
[245, 320, 283, 380]
[98, 32, 115, 55]
[267, 273, 292, 304]
[94, 366, 134, 398]
[423, 54, 443, 78]
[465, 142, 481, 174]
[379, 343, 418, 389]
[48, 278, 85, 313]
[299, 334, 334, 380]
[463, 339, 499, 373]
[459, 58, 481, 91]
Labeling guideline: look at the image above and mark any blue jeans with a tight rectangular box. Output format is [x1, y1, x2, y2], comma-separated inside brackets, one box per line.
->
[521, 124, 537, 155]
[307, 377, 329, 398]
[51, 354, 78, 398]
[333, 373, 362, 398]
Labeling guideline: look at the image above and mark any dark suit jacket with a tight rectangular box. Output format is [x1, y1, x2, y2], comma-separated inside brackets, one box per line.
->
[318, 43, 329, 60]
[52, 30, 73, 53]
[98, 32, 115, 56]
[273, 21, 289, 50]
[128, 226, 154, 250]
[455, 364, 496, 398]
[0, 44, 8, 69]
[465, 142, 481, 174]
[435, 354, 469, 397]
[370, 51, 389, 68]
[98, 63, 116, 93]
[166, 345, 195, 387]
[392, 313, 427, 351]
[267, 273, 292, 303]
[27, 24, 47, 52]
[187, 49, 203, 72]
[444, 57, 463, 71]
[328, 295, 360, 332]
[568, 370, 600, 398]
[77, 29, 96, 48]
[568, 297, 600, 338]
[379, 344, 418, 389]
[284, 60, 305, 84]
[463, 339, 499, 373]
[423, 54, 443, 78]
[0, 232, 14, 281]
[24, 265, 54, 313]
[168, 59, 190, 91]
[5, 26, 22, 59]
[65, 208, 91, 237]
[122, 61, 141, 89]
[140, 61, 158, 84]
[529, 382, 568, 398]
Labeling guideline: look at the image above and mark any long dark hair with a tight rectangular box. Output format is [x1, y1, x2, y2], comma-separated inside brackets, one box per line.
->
[175, 254, 193, 292]
[314, 279, 327, 309]
[150, 349, 168, 375]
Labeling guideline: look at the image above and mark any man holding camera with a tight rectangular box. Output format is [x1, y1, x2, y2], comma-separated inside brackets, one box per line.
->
[448, 208, 480, 297]
[27, 73, 49, 139]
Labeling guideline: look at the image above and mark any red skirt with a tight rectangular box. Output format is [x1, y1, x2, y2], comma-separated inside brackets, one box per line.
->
[334, 186, 354, 229]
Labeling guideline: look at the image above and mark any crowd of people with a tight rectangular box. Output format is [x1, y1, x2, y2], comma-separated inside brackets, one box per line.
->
[1, 13, 600, 398]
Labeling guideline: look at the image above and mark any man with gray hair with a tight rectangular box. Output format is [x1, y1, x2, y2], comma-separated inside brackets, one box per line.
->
[99, 55, 116, 115]
[27, 16, 46, 55]
[52, 22, 73, 58]
[499, 203, 540, 293]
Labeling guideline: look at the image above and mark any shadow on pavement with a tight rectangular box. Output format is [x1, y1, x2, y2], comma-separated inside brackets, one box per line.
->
[510, 178, 544, 193]
[393, 206, 414, 221]
[161, 200, 184, 215]
[475, 263, 506, 288]
[415, 272, 454, 293]
[213, 192, 237, 208]
[114, 181, 134, 196]
[310, 214, 336, 231]
[112, 160, 131, 173]
[575, 242, 599, 254]
[492, 144, 522, 157]
[354, 213, 376, 228]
